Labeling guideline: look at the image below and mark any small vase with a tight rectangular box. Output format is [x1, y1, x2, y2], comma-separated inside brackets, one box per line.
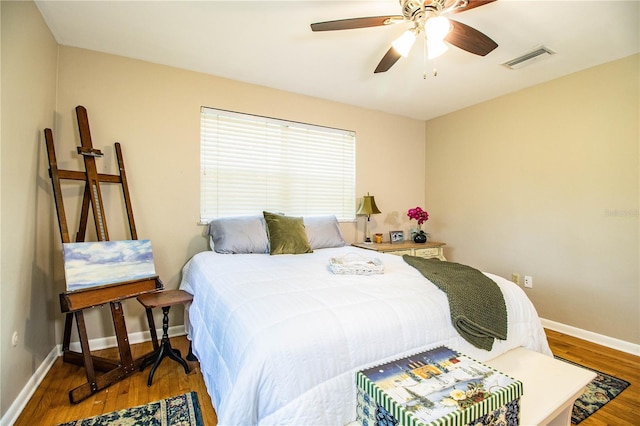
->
[413, 230, 427, 244]
[410, 227, 419, 240]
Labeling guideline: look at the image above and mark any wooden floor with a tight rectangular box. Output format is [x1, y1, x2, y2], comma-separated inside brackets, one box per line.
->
[14, 330, 640, 425]
[14, 337, 218, 426]
[544, 329, 640, 426]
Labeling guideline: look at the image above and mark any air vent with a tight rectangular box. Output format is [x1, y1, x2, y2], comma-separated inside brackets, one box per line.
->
[502, 46, 556, 70]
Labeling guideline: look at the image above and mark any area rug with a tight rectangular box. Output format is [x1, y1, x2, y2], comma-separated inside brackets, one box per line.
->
[58, 391, 203, 426]
[555, 356, 630, 425]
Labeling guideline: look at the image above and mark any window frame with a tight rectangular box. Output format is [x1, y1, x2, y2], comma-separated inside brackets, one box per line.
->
[200, 106, 356, 224]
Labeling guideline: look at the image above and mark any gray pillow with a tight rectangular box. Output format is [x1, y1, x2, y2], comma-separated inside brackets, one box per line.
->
[207, 215, 269, 254]
[303, 215, 347, 249]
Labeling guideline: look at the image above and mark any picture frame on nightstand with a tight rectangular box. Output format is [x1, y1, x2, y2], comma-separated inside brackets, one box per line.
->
[389, 230, 404, 244]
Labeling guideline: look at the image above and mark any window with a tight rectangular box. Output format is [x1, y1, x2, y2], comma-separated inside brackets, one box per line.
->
[200, 107, 356, 224]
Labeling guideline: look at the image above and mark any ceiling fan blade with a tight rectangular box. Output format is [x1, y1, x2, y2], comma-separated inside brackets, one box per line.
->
[445, 19, 498, 56]
[311, 16, 403, 31]
[450, 0, 497, 14]
[374, 47, 402, 73]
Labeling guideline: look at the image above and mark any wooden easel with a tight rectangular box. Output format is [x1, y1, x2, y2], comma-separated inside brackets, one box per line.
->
[45, 106, 162, 403]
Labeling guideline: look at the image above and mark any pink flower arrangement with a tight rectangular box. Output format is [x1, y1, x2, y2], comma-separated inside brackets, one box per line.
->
[407, 206, 429, 225]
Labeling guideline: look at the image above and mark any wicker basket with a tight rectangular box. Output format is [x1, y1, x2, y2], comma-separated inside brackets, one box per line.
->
[329, 252, 384, 275]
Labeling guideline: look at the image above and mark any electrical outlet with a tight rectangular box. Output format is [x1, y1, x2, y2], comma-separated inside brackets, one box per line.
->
[511, 273, 520, 285]
[524, 275, 533, 288]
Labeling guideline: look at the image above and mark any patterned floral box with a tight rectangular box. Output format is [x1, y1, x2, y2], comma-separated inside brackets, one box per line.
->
[356, 346, 522, 426]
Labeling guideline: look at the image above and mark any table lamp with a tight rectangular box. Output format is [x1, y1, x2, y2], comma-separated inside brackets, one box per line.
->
[356, 193, 381, 243]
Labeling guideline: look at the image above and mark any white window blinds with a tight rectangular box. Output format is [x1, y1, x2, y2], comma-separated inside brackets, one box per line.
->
[200, 107, 356, 223]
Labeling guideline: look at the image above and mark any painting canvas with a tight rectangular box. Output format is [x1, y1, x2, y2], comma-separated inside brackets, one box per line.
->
[63, 240, 156, 292]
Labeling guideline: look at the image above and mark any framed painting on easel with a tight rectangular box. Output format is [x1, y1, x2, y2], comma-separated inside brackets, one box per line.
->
[63, 239, 156, 292]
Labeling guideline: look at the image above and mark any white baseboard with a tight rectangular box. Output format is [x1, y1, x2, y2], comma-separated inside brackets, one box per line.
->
[0, 345, 59, 426]
[541, 318, 640, 356]
[0, 326, 186, 426]
[65, 326, 186, 352]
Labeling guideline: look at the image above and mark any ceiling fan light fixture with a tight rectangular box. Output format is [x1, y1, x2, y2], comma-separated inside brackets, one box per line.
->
[392, 29, 417, 57]
[310, 0, 498, 74]
[427, 38, 449, 59]
[425, 16, 451, 41]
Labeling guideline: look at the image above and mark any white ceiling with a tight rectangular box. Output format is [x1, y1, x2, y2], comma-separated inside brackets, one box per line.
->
[35, 0, 639, 121]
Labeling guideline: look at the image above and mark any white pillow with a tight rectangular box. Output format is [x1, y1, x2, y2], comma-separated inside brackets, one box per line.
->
[303, 215, 347, 250]
[207, 216, 269, 254]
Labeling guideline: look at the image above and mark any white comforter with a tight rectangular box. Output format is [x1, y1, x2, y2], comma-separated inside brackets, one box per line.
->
[179, 246, 551, 426]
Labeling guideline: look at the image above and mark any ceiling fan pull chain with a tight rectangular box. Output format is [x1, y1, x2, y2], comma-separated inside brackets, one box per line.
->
[423, 38, 439, 79]
[423, 33, 428, 79]
[421, 31, 441, 79]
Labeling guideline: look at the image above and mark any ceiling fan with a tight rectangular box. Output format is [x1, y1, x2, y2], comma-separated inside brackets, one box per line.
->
[311, 0, 498, 73]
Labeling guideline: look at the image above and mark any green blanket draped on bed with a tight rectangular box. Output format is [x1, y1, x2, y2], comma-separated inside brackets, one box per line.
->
[403, 255, 507, 351]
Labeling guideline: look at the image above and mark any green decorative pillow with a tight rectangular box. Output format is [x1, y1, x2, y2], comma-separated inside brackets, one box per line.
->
[263, 211, 313, 255]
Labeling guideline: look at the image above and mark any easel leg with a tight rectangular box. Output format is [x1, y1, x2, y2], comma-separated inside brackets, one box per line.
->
[73, 311, 97, 401]
[144, 307, 159, 351]
[62, 313, 73, 352]
[68, 302, 153, 403]
[111, 301, 135, 374]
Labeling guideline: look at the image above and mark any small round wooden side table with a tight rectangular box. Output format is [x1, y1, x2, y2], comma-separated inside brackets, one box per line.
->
[137, 289, 193, 386]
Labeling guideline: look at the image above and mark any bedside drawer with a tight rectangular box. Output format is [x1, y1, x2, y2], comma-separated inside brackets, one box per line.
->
[351, 241, 446, 261]
[387, 249, 413, 256]
[414, 248, 442, 259]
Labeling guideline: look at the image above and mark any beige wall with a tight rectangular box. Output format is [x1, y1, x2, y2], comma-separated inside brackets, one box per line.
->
[425, 54, 639, 344]
[1, 0, 59, 418]
[52, 46, 426, 341]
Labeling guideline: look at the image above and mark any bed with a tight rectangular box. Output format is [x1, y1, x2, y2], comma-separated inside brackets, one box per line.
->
[179, 214, 551, 425]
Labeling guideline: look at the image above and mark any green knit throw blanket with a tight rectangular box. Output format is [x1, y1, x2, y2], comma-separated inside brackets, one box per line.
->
[403, 255, 507, 351]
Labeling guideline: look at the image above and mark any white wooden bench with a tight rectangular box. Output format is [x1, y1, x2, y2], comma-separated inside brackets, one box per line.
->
[485, 347, 597, 426]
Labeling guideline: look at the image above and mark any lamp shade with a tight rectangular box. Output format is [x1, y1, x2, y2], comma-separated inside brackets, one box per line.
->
[392, 29, 417, 57]
[425, 16, 451, 41]
[356, 193, 382, 216]
[427, 38, 449, 59]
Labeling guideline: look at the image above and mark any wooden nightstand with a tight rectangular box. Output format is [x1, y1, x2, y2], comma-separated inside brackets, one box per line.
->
[352, 240, 446, 260]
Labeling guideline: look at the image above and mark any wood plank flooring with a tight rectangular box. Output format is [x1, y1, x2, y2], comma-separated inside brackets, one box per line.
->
[14, 330, 640, 425]
[13, 337, 217, 426]
[545, 329, 639, 426]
